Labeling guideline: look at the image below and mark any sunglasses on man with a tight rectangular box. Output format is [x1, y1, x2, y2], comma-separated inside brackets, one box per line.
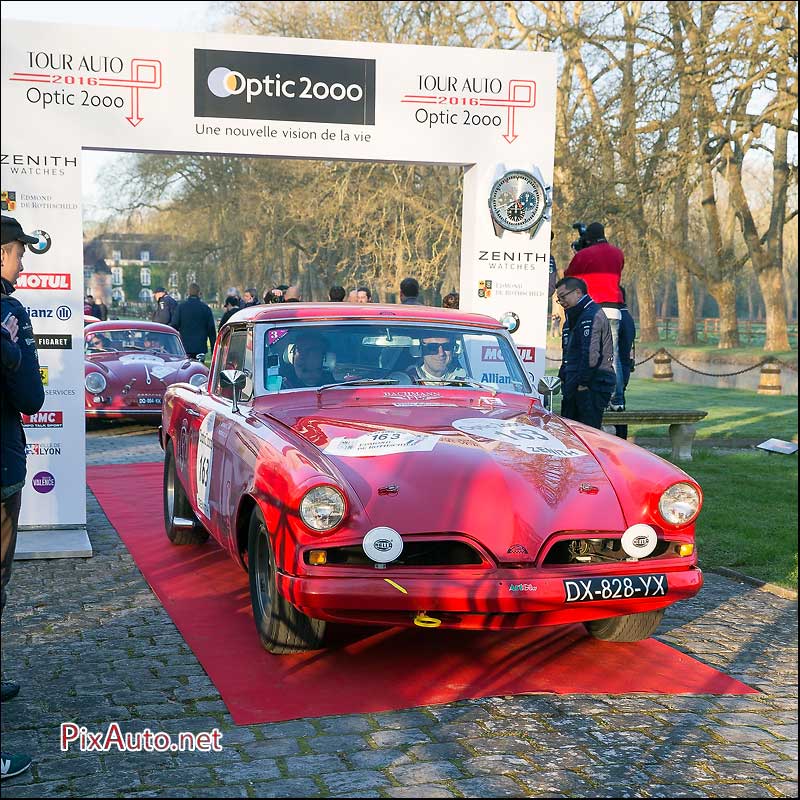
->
[421, 341, 454, 355]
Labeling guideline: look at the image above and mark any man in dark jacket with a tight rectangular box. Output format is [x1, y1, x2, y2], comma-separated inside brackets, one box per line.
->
[555, 276, 615, 429]
[151, 287, 178, 326]
[173, 283, 216, 359]
[218, 295, 241, 331]
[1, 215, 46, 780]
[400, 277, 424, 305]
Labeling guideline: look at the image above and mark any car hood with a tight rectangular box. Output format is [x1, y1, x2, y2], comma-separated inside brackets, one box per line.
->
[86, 351, 196, 384]
[259, 390, 626, 563]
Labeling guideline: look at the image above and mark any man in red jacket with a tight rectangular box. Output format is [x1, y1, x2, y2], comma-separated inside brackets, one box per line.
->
[565, 222, 626, 410]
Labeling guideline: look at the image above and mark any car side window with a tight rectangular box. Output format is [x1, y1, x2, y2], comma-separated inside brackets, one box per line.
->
[213, 328, 253, 402]
[212, 329, 231, 398]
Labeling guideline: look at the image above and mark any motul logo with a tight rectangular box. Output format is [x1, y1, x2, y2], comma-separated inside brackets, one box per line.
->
[517, 346, 536, 363]
[482, 346, 503, 362]
[22, 410, 63, 427]
[16, 273, 71, 290]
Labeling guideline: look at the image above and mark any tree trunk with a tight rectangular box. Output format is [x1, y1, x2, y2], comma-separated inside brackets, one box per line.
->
[660, 278, 672, 319]
[757, 268, 791, 352]
[676, 271, 697, 345]
[709, 279, 740, 348]
[637, 273, 659, 343]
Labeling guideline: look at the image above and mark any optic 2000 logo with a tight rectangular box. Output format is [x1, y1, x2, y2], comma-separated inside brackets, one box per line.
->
[10, 51, 162, 127]
[194, 49, 375, 126]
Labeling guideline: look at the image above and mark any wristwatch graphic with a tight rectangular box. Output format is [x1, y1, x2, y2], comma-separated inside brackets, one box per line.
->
[488, 167, 552, 239]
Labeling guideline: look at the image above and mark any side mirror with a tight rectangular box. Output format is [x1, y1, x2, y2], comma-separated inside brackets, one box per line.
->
[537, 375, 562, 412]
[195, 352, 206, 362]
[220, 369, 247, 414]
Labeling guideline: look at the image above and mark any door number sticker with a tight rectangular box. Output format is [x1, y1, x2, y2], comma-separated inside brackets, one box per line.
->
[196, 411, 215, 519]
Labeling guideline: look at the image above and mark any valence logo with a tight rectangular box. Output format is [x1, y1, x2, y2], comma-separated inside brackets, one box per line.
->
[32, 471, 56, 494]
[195, 49, 375, 126]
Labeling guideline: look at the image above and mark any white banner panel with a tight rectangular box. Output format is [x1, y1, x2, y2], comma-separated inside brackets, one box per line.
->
[1, 151, 86, 531]
[1, 22, 556, 536]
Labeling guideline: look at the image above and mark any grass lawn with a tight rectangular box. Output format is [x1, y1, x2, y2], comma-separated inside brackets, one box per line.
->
[621, 377, 798, 443]
[673, 450, 798, 591]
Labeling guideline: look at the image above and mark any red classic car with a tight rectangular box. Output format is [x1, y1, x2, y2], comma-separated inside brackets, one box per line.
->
[85, 320, 208, 418]
[160, 304, 703, 653]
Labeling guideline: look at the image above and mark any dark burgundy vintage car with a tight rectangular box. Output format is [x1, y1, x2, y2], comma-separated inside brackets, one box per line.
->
[160, 304, 703, 654]
[85, 320, 208, 419]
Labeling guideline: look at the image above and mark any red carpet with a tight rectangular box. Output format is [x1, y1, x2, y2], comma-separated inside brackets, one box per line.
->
[87, 462, 756, 725]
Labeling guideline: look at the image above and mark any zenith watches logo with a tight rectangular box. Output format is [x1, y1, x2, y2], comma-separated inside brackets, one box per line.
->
[488, 166, 552, 240]
[195, 49, 376, 126]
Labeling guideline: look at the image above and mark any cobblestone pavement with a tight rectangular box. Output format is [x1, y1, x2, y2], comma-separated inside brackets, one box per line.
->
[2, 427, 797, 798]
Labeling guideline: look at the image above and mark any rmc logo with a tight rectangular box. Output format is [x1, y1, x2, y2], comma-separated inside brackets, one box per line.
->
[195, 49, 375, 126]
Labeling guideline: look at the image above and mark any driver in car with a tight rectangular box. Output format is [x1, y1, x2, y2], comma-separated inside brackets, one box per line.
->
[86, 332, 111, 351]
[407, 335, 467, 382]
[280, 331, 335, 389]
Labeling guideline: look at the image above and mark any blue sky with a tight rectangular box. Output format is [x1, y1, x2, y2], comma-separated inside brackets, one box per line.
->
[1, 1, 224, 220]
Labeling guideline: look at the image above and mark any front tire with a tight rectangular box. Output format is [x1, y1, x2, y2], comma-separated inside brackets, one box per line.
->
[163, 440, 208, 545]
[247, 507, 325, 654]
[585, 609, 665, 642]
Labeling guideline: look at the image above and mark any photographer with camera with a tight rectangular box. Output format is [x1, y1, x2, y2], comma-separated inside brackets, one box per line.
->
[565, 221, 627, 412]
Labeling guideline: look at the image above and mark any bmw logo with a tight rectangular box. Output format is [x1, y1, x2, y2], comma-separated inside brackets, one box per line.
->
[27, 230, 51, 255]
[499, 311, 520, 334]
[56, 305, 72, 321]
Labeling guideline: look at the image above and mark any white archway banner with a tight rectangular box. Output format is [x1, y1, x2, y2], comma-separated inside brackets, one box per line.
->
[1, 22, 555, 545]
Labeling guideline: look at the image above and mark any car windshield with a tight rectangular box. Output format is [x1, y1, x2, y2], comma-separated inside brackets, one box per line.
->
[262, 323, 531, 394]
[85, 329, 185, 356]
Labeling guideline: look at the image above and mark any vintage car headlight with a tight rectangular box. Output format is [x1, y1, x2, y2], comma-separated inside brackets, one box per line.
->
[189, 373, 207, 388]
[300, 486, 346, 532]
[85, 372, 107, 395]
[658, 482, 701, 526]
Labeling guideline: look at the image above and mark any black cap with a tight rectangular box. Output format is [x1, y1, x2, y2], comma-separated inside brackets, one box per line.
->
[153, 286, 167, 294]
[585, 222, 605, 240]
[1, 215, 38, 246]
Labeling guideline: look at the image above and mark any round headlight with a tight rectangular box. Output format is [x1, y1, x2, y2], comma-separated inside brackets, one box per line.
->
[85, 372, 107, 395]
[189, 373, 207, 388]
[299, 486, 346, 532]
[658, 482, 701, 526]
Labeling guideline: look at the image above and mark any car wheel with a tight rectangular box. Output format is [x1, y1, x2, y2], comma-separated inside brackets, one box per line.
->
[163, 440, 209, 545]
[247, 506, 326, 654]
[585, 609, 665, 642]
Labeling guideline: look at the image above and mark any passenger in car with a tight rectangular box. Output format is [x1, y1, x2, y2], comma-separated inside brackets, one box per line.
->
[280, 331, 335, 389]
[407, 335, 467, 383]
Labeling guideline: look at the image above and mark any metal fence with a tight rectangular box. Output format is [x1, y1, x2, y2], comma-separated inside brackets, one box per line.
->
[656, 318, 798, 349]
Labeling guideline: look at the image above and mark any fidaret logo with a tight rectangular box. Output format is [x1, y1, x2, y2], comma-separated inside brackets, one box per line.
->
[195, 49, 375, 126]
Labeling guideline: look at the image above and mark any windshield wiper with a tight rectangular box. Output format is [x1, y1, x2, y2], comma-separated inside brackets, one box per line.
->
[317, 378, 399, 394]
[413, 378, 497, 396]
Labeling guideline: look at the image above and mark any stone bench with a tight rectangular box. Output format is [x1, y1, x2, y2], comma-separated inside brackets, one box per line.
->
[601, 410, 708, 462]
